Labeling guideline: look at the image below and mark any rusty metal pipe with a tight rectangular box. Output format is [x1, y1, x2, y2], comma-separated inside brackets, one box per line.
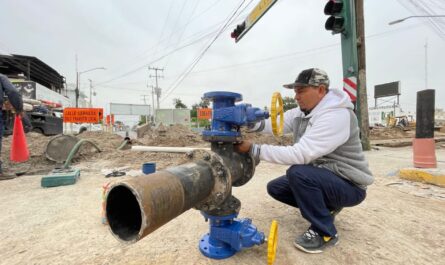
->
[106, 161, 214, 243]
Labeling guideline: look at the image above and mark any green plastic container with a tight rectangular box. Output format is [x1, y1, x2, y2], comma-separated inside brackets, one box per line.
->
[41, 168, 81, 188]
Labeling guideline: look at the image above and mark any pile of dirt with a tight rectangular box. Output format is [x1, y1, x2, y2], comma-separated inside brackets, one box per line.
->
[75, 130, 190, 170]
[77, 131, 127, 153]
[138, 124, 206, 147]
[370, 127, 415, 140]
[1, 126, 294, 176]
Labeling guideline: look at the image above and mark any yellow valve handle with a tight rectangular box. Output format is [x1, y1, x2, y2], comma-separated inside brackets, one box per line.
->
[267, 220, 278, 265]
[271, 92, 284, 137]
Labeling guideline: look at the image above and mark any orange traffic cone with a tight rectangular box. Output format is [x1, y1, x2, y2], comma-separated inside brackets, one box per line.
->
[10, 115, 29, 162]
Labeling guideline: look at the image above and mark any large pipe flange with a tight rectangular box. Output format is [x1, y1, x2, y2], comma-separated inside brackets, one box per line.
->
[185, 149, 232, 211]
[231, 152, 256, 187]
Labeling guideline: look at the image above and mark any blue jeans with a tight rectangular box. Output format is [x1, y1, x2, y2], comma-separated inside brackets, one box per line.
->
[267, 165, 366, 237]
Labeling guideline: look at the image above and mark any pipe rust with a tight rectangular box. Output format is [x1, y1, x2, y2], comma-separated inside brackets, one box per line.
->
[106, 161, 214, 243]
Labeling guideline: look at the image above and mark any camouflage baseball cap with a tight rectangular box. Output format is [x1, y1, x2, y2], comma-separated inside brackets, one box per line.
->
[283, 68, 330, 89]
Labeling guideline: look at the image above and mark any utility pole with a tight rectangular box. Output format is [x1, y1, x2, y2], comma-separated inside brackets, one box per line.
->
[147, 84, 156, 122]
[89, 79, 93, 107]
[141, 94, 150, 105]
[356, 0, 370, 150]
[148, 66, 164, 110]
[141, 94, 151, 124]
[75, 54, 79, 107]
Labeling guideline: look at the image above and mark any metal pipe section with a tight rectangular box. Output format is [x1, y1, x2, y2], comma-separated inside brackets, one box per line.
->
[106, 149, 255, 243]
[106, 161, 214, 243]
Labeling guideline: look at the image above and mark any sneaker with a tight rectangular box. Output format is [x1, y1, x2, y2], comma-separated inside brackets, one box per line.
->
[0, 172, 16, 181]
[293, 228, 339, 254]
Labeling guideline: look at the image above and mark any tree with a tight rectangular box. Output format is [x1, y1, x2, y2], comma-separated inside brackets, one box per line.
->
[173, 98, 187, 109]
[283, 96, 298, 112]
[198, 98, 210, 108]
[191, 103, 198, 118]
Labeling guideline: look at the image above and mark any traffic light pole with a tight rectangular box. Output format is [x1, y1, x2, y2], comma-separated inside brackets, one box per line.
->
[232, 0, 371, 150]
[337, 0, 370, 150]
[355, 0, 371, 150]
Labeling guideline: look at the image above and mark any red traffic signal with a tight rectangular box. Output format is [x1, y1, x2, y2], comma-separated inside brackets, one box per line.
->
[231, 22, 246, 39]
[324, 0, 345, 34]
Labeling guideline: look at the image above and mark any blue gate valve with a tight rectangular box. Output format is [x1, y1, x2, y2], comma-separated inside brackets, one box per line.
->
[199, 212, 265, 259]
[202, 91, 269, 140]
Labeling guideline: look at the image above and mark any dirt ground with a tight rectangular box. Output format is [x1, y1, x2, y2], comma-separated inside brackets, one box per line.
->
[1, 127, 445, 264]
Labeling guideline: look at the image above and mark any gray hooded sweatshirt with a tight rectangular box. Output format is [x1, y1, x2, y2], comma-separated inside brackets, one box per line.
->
[254, 89, 373, 189]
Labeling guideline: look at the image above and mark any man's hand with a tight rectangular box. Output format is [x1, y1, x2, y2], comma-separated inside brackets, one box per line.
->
[16, 111, 24, 118]
[234, 140, 253, 153]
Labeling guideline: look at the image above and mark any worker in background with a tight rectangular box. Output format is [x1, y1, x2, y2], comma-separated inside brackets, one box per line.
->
[0, 74, 24, 180]
[235, 68, 373, 253]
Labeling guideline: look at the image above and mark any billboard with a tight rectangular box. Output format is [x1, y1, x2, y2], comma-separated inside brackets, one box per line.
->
[374, 81, 400, 98]
[155, 109, 191, 126]
[11, 81, 36, 99]
[110, 103, 150, 115]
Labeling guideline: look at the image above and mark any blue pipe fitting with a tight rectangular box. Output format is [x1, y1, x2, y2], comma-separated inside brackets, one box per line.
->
[199, 211, 265, 259]
[202, 91, 269, 141]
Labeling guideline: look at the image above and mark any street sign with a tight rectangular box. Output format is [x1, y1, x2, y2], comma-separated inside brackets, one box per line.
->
[233, 0, 278, 42]
[197, 108, 212, 120]
[106, 114, 115, 125]
[63, 108, 103, 123]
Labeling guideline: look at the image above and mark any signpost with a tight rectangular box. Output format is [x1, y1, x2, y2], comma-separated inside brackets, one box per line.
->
[231, 0, 278, 42]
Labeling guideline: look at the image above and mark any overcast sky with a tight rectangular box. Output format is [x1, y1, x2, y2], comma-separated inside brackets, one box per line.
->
[1, 0, 444, 123]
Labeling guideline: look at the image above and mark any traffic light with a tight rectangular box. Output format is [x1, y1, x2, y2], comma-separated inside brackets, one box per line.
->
[231, 22, 246, 39]
[324, 0, 346, 34]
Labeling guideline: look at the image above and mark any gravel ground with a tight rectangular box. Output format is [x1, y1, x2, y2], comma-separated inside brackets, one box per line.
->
[0, 146, 444, 265]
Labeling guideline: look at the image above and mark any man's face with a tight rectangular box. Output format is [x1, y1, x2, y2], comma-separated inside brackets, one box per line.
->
[293, 85, 327, 112]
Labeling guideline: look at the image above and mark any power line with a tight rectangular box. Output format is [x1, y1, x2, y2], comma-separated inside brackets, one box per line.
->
[163, 0, 200, 69]
[162, 1, 189, 57]
[95, 31, 214, 86]
[95, 8, 250, 86]
[159, 23, 422, 82]
[149, 0, 176, 62]
[101, 0, 224, 78]
[397, 0, 445, 39]
[96, 21, 422, 97]
[161, 0, 248, 102]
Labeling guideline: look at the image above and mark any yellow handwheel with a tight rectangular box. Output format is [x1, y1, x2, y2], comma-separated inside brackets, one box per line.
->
[267, 220, 278, 265]
[271, 92, 284, 137]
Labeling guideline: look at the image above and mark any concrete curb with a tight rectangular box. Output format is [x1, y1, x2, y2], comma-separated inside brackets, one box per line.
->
[398, 168, 445, 187]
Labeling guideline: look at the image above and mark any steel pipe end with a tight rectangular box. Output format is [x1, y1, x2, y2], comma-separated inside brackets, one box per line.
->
[106, 184, 143, 243]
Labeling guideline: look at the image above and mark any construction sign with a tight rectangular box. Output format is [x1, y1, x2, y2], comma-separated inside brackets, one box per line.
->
[63, 108, 103, 123]
[197, 108, 212, 120]
[106, 114, 115, 125]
